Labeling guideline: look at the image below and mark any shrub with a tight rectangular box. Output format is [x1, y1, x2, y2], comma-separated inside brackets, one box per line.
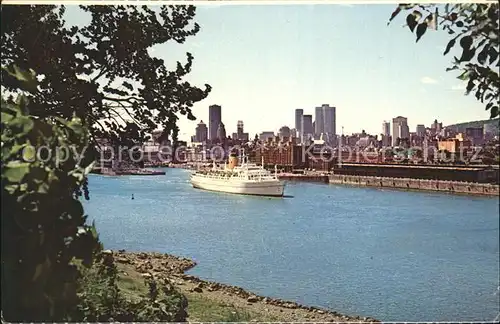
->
[74, 251, 188, 322]
[1, 65, 100, 321]
[1, 65, 189, 322]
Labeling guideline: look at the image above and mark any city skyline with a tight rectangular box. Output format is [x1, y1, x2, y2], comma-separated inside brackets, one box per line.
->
[63, 4, 490, 141]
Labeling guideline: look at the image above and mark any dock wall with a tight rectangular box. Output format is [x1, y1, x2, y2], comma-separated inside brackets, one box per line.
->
[329, 174, 499, 196]
[278, 174, 329, 183]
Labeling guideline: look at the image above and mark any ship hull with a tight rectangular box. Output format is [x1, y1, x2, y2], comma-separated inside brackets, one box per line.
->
[190, 175, 285, 197]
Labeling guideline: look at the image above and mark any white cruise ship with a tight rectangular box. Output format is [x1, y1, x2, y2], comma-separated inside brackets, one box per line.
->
[190, 154, 285, 197]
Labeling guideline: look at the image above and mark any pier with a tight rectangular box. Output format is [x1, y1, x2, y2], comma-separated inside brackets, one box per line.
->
[278, 173, 329, 183]
[329, 174, 500, 196]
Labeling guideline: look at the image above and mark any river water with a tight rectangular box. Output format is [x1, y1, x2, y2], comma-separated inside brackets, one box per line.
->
[82, 167, 499, 322]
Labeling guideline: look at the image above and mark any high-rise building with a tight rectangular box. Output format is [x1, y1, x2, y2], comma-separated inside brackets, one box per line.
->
[208, 104, 222, 141]
[195, 120, 208, 143]
[314, 106, 324, 138]
[430, 119, 443, 135]
[216, 122, 226, 141]
[382, 121, 390, 136]
[322, 105, 336, 140]
[392, 116, 410, 146]
[301, 114, 313, 143]
[231, 120, 249, 141]
[237, 120, 243, 136]
[416, 124, 426, 137]
[295, 109, 303, 139]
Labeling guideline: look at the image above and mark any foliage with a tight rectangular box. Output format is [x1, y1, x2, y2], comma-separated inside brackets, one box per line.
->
[1, 65, 101, 321]
[388, 3, 500, 118]
[1, 5, 211, 146]
[75, 251, 187, 322]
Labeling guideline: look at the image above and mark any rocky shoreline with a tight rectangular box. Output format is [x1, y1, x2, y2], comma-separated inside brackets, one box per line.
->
[111, 250, 379, 323]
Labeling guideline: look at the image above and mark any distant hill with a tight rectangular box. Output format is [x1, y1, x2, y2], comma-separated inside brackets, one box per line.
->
[446, 118, 499, 134]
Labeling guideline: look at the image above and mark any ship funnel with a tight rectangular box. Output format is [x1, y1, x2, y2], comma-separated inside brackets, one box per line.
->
[228, 153, 239, 170]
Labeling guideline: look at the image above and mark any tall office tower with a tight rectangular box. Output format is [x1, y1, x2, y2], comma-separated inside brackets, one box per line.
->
[322, 104, 336, 140]
[392, 116, 410, 146]
[382, 121, 391, 136]
[195, 120, 208, 143]
[237, 120, 244, 138]
[416, 124, 426, 137]
[295, 109, 304, 139]
[217, 122, 226, 141]
[208, 104, 222, 141]
[301, 114, 313, 143]
[315, 106, 324, 138]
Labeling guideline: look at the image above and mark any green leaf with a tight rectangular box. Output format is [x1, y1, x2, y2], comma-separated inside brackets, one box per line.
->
[2, 65, 38, 93]
[477, 44, 490, 65]
[387, 7, 402, 25]
[444, 38, 456, 55]
[9, 116, 34, 135]
[122, 81, 134, 91]
[37, 182, 50, 194]
[466, 78, 476, 94]
[416, 23, 428, 42]
[459, 47, 476, 62]
[22, 145, 37, 162]
[490, 106, 499, 119]
[3, 161, 31, 183]
[488, 46, 498, 65]
[459, 35, 473, 50]
[1, 111, 14, 123]
[406, 14, 418, 32]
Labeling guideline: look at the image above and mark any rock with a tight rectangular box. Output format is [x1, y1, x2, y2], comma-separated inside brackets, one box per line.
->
[118, 249, 126, 253]
[141, 273, 152, 279]
[263, 297, 270, 303]
[247, 296, 259, 303]
[115, 257, 131, 264]
[102, 249, 113, 255]
[122, 272, 128, 276]
[317, 310, 325, 314]
[191, 286, 203, 293]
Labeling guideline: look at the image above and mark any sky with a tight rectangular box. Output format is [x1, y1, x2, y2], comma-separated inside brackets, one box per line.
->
[63, 3, 489, 141]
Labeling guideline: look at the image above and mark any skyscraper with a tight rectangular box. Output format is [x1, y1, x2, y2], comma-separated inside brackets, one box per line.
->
[217, 122, 226, 141]
[295, 109, 303, 139]
[322, 105, 336, 139]
[195, 120, 208, 143]
[392, 116, 410, 146]
[416, 124, 426, 137]
[301, 114, 313, 143]
[314, 106, 324, 138]
[382, 121, 390, 136]
[237, 120, 244, 137]
[208, 104, 222, 141]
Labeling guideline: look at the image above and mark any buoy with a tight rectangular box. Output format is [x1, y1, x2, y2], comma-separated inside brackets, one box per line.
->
[131, 194, 135, 200]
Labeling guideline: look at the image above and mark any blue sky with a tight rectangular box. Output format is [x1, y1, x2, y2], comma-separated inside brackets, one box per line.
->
[64, 4, 487, 141]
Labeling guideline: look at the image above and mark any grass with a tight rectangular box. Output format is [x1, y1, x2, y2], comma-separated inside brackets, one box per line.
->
[114, 262, 276, 322]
